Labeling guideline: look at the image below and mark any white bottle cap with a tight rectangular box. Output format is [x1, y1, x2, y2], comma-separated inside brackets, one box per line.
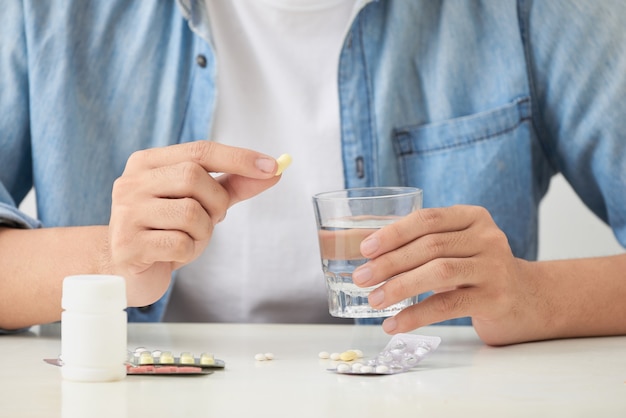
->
[62, 275, 127, 313]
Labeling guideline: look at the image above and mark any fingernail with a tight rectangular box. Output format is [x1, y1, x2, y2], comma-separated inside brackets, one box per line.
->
[382, 317, 397, 333]
[368, 289, 384, 307]
[360, 236, 379, 256]
[255, 158, 276, 174]
[352, 266, 372, 285]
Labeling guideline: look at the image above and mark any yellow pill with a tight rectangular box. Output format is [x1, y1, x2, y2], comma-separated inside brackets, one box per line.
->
[138, 351, 154, 365]
[159, 351, 175, 364]
[275, 153, 292, 176]
[200, 353, 215, 365]
[339, 350, 358, 362]
[179, 352, 196, 365]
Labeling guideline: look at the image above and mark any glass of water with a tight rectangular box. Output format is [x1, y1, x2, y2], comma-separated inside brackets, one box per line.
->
[312, 187, 423, 318]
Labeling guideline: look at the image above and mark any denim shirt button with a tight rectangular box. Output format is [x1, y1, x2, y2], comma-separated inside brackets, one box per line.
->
[196, 54, 207, 68]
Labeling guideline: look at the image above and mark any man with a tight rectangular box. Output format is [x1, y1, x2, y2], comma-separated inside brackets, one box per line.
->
[1, 0, 625, 345]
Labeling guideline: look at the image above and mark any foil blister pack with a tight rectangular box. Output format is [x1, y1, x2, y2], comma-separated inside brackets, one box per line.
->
[327, 333, 441, 375]
[45, 347, 226, 376]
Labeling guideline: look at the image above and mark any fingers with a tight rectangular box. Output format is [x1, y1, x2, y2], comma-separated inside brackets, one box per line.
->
[381, 287, 481, 334]
[355, 205, 507, 288]
[360, 205, 489, 259]
[108, 141, 285, 282]
[217, 172, 281, 207]
[108, 192, 209, 273]
[123, 140, 282, 213]
[350, 205, 519, 334]
[366, 257, 478, 310]
[353, 230, 479, 288]
[368, 249, 511, 308]
[124, 140, 278, 178]
[116, 161, 229, 224]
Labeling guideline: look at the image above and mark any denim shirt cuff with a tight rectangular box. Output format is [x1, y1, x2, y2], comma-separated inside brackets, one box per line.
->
[0, 203, 41, 229]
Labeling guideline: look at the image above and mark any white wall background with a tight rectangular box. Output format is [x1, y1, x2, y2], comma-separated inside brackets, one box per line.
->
[18, 173, 623, 260]
[537, 174, 622, 260]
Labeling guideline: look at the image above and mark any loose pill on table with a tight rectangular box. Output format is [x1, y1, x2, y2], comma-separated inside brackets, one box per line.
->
[330, 352, 341, 361]
[275, 153, 292, 176]
[254, 353, 274, 361]
[339, 350, 358, 362]
[318, 351, 330, 359]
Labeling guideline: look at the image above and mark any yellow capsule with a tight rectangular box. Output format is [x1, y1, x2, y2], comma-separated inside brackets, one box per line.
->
[339, 350, 358, 362]
[275, 153, 292, 176]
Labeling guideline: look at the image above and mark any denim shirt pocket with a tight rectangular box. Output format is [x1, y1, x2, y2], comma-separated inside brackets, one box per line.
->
[392, 97, 537, 259]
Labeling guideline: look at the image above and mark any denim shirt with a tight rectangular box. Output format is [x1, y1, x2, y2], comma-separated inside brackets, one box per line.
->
[1, 0, 625, 325]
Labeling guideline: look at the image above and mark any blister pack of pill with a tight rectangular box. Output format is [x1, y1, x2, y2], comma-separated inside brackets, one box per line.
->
[45, 347, 226, 376]
[327, 333, 441, 375]
[125, 347, 226, 375]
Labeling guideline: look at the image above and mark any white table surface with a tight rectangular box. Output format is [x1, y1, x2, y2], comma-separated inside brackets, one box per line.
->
[2, 323, 625, 417]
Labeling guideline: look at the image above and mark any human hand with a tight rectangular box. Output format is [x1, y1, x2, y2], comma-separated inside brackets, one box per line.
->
[352, 205, 537, 346]
[106, 141, 282, 307]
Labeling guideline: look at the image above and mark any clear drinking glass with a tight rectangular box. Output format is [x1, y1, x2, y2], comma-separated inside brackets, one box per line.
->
[312, 187, 423, 318]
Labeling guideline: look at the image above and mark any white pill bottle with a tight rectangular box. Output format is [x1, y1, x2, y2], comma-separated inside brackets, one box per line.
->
[61, 274, 127, 382]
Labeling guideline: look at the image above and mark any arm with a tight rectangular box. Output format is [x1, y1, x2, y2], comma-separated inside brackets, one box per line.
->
[353, 205, 626, 346]
[0, 141, 282, 330]
[0, 226, 108, 330]
[354, 0, 626, 345]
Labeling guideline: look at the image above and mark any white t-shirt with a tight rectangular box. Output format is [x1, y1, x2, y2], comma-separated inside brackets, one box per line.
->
[164, 0, 358, 323]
